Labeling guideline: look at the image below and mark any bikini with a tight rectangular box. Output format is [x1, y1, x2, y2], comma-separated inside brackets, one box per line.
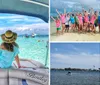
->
[60, 15, 66, 24]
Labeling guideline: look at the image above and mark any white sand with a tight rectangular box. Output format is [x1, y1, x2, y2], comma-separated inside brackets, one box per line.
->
[50, 22, 100, 42]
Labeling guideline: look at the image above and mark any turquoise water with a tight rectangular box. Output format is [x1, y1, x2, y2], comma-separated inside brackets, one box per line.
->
[0, 36, 49, 67]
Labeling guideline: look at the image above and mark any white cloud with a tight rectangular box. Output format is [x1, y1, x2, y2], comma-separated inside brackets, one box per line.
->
[51, 0, 100, 11]
[0, 15, 25, 19]
[9, 17, 43, 23]
[51, 53, 100, 69]
[0, 23, 48, 35]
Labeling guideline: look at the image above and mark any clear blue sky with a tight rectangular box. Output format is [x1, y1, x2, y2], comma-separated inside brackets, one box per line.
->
[0, 13, 48, 35]
[51, 43, 100, 69]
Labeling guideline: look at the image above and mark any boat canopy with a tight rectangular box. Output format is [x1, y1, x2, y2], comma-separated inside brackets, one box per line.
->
[0, 0, 49, 22]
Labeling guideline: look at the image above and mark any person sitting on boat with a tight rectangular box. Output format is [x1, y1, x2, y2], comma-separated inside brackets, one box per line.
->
[0, 30, 22, 68]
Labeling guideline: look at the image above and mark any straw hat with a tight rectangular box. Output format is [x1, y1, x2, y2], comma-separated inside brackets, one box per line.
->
[1, 30, 17, 43]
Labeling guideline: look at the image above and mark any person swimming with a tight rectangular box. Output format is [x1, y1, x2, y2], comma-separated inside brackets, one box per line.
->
[0, 30, 22, 68]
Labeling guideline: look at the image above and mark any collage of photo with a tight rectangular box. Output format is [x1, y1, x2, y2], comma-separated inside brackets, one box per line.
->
[0, 0, 100, 85]
[50, 0, 100, 85]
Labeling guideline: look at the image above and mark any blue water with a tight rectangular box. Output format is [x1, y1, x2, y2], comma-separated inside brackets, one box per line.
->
[0, 36, 49, 67]
[51, 70, 100, 85]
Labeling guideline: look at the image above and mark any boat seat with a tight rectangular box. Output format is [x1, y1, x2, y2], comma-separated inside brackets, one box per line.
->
[0, 59, 49, 85]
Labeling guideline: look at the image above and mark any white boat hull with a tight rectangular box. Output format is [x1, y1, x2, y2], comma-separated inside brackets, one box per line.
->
[0, 59, 49, 85]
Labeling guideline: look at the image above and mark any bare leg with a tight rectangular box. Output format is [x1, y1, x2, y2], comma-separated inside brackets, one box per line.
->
[62, 24, 65, 34]
[86, 23, 89, 32]
[78, 24, 81, 33]
[71, 24, 73, 32]
[56, 30, 59, 35]
[73, 24, 75, 31]
[83, 23, 87, 32]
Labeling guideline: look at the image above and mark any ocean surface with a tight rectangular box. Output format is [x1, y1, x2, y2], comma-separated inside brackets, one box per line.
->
[0, 36, 49, 67]
[51, 70, 100, 85]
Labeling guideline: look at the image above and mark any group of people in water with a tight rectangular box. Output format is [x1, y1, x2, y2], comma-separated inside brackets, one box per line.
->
[51, 8, 100, 35]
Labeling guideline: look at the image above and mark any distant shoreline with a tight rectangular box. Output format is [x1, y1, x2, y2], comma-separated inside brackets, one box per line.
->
[51, 68, 100, 72]
[0, 35, 49, 37]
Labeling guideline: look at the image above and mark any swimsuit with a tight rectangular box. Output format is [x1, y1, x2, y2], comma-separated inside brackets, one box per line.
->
[74, 16, 79, 24]
[55, 20, 61, 31]
[84, 16, 89, 23]
[60, 15, 66, 24]
[78, 16, 83, 25]
[57, 28, 61, 31]
[55, 20, 60, 28]
[65, 25, 69, 28]
[70, 17, 75, 24]
[0, 46, 19, 68]
[90, 15, 96, 24]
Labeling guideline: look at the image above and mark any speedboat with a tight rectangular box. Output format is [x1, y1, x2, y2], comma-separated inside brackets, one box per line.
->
[67, 71, 72, 75]
[31, 33, 37, 38]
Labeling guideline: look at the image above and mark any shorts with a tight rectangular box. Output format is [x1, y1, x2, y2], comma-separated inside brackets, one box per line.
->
[62, 23, 65, 24]
[90, 23, 93, 25]
[95, 23, 98, 27]
[65, 25, 69, 28]
[75, 22, 78, 25]
[57, 28, 61, 31]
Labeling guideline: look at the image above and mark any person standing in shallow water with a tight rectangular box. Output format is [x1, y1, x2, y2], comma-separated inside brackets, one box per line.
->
[0, 30, 22, 68]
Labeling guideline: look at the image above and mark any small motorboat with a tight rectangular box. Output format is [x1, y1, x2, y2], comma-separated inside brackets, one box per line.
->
[66, 71, 72, 75]
[31, 33, 37, 38]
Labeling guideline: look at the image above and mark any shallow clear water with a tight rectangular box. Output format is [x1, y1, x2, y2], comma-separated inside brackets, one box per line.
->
[0, 36, 49, 67]
[51, 70, 100, 85]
